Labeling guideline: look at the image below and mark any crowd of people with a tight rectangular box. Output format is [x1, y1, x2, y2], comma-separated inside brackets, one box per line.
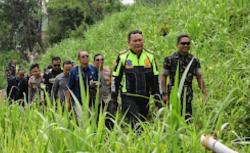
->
[5, 53, 111, 107]
[5, 30, 207, 129]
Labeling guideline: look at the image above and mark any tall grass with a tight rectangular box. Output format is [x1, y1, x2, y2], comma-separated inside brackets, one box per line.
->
[1, 0, 250, 152]
[0, 87, 248, 152]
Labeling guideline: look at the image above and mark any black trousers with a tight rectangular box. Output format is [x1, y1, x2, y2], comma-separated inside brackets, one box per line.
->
[169, 86, 193, 121]
[121, 94, 150, 128]
[180, 94, 193, 121]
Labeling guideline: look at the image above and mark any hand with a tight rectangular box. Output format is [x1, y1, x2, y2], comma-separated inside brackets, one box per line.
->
[162, 95, 168, 105]
[90, 80, 99, 88]
[49, 78, 55, 84]
[108, 99, 118, 115]
[155, 101, 162, 109]
[68, 103, 72, 112]
[154, 94, 163, 109]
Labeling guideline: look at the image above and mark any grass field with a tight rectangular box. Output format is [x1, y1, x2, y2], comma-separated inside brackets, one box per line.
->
[0, 0, 249, 152]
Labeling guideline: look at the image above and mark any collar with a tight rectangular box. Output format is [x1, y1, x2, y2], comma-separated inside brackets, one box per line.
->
[81, 66, 89, 71]
[177, 51, 189, 57]
[129, 49, 143, 58]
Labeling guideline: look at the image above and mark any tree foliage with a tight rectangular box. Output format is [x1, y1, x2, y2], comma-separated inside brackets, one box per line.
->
[0, 0, 123, 52]
[135, 0, 169, 6]
[0, 0, 44, 53]
[46, 0, 123, 44]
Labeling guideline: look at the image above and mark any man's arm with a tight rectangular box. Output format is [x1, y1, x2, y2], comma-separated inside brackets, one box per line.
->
[66, 69, 75, 111]
[106, 56, 123, 130]
[160, 73, 168, 103]
[28, 77, 33, 103]
[195, 59, 207, 100]
[160, 57, 171, 104]
[104, 67, 112, 86]
[65, 90, 72, 111]
[51, 77, 59, 102]
[43, 73, 50, 92]
[93, 66, 99, 81]
[109, 55, 124, 116]
[111, 56, 123, 102]
[5, 65, 12, 81]
[151, 57, 162, 108]
[196, 74, 207, 98]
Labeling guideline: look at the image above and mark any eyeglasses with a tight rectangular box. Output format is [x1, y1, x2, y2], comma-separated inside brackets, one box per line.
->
[81, 55, 89, 59]
[53, 64, 60, 67]
[95, 58, 104, 62]
[180, 42, 190, 45]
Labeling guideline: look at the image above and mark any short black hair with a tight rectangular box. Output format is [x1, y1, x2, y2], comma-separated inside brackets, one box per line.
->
[77, 50, 86, 59]
[177, 34, 190, 44]
[128, 30, 143, 42]
[94, 53, 103, 61]
[47, 64, 52, 69]
[63, 60, 73, 67]
[29, 63, 39, 72]
[52, 56, 61, 62]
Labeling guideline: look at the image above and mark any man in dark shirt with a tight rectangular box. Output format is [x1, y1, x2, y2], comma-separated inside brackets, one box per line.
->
[52, 60, 73, 104]
[160, 34, 207, 120]
[67, 51, 98, 111]
[16, 68, 28, 105]
[43, 56, 63, 96]
[6, 67, 28, 106]
[6, 59, 17, 98]
[7, 74, 19, 102]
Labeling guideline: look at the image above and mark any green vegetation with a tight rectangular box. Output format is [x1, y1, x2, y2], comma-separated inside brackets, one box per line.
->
[0, 0, 44, 52]
[0, 0, 123, 60]
[1, 0, 250, 152]
[47, 0, 123, 44]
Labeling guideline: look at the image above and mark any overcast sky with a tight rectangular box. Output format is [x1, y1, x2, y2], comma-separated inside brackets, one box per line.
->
[122, 0, 135, 5]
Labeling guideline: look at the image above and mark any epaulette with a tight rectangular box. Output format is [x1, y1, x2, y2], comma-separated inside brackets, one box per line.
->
[119, 49, 129, 55]
[143, 48, 154, 54]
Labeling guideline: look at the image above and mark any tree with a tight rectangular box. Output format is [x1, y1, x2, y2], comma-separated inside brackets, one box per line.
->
[135, 0, 168, 6]
[46, 0, 123, 44]
[0, 0, 44, 54]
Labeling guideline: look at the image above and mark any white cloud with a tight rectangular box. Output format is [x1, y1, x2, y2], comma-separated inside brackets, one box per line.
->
[122, 0, 135, 5]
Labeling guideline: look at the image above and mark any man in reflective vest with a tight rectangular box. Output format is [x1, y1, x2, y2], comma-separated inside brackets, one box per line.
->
[107, 30, 162, 129]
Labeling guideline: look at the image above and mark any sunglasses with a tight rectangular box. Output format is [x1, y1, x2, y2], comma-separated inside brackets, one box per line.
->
[180, 42, 190, 45]
[53, 64, 61, 67]
[95, 58, 104, 62]
[81, 55, 89, 59]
